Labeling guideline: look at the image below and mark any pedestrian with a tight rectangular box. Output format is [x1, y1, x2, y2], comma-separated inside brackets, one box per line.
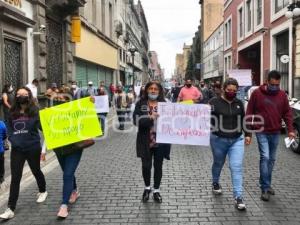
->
[209, 78, 251, 210]
[26, 79, 39, 103]
[0, 120, 7, 184]
[45, 83, 59, 106]
[113, 85, 128, 130]
[1, 84, 14, 125]
[171, 82, 181, 102]
[97, 87, 108, 135]
[84, 81, 97, 97]
[199, 80, 214, 104]
[70, 81, 84, 100]
[133, 81, 171, 203]
[50, 92, 93, 218]
[177, 79, 202, 103]
[213, 81, 222, 98]
[126, 87, 136, 121]
[138, 85, 146, 100]
[0, 87, 47, 220]
[246, 70, 295, 201]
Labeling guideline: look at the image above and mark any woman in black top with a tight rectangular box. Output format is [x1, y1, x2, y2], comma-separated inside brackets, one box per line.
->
[0, 87, 47, 220]
[1, 84, 14, 125]
[209, 78, 251, 211]
[133, 81, 171, 203]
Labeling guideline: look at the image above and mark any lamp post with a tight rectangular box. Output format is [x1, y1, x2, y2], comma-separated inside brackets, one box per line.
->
[285, 0, 300, 18]
[128, 47, 138, 86]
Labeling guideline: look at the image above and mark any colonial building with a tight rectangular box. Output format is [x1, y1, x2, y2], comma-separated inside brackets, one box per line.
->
[203, 23, 224, 83]
[76, 0, 118, 89]
[224, 0, 293, 95]
[149, 51, 163, 81]
[0, 0, 85, 94]
[174, 43, 192, 83]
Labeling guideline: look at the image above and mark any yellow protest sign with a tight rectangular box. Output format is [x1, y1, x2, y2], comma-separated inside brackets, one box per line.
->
[180, 100, 194, 105]
[39, 97, 102, 149]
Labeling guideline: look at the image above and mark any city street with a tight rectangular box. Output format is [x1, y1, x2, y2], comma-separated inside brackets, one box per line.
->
[0, 122, 299, 225]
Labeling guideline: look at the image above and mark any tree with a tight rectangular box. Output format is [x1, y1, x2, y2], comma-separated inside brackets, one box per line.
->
[185, 52, 194, 80]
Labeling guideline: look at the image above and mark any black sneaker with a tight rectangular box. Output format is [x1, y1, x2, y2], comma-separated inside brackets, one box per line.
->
[142, 189, 151, 202]
[153, 192, 162, 203]
[235, 197, 246, 211]
[267, 187, 275, 195]
[212, 182, 222, 194]
[261, 191, 270, 201]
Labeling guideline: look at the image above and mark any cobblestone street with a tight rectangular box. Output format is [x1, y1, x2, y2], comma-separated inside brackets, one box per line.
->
[0, 124, 300, 225]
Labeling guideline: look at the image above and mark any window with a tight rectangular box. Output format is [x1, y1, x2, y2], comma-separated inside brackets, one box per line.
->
[257, 0, 262, 25]
[101, 0, 106, 33]
[109, 3, 113, 38]
[238, 7, 244, 38]
[246, 0, 252, 33]
[275, 0, 289, 13]
[224, 54, 232, 76]
[224, 17, 232, 48]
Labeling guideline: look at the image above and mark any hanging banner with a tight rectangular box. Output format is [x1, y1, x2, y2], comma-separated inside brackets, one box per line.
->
[156, 103, 211, 146]
[40, 97, 102, 149]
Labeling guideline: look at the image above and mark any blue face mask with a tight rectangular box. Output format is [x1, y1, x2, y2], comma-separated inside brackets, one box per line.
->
[148, 94, 158, 100]
[268, 84, 280, 94]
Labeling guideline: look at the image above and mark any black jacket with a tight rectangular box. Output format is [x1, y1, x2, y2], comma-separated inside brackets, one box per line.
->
[133, 99, 171, 160]
[209, 96, 250, 138]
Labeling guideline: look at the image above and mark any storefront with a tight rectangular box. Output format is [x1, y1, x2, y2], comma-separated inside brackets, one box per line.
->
[75, 26, 118, 88]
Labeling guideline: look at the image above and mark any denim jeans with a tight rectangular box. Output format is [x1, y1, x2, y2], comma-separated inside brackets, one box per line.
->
[210, 134, 245, 198]
[55, 150, 82, 205]
[256, 133, 280, 192]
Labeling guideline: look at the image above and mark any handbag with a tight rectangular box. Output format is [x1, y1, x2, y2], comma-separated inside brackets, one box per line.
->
[54, 139, 95, 156]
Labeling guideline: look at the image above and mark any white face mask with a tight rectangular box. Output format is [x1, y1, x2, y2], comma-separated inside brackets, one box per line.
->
[71, 85, 77, 89]
[9, 86, 13, 92]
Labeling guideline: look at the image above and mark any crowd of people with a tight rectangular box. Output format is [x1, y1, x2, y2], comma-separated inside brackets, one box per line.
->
[0, 70, 295, 219]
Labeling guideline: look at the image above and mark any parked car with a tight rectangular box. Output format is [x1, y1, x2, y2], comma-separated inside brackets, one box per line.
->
[290, 99, 300, 153]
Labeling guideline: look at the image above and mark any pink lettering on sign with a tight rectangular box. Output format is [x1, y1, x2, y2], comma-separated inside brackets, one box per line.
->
[156, 103, 211, 146]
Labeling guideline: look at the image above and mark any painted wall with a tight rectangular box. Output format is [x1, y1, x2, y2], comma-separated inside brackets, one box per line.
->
[75, 27, 118, 70]
[203, 0, 223, 41]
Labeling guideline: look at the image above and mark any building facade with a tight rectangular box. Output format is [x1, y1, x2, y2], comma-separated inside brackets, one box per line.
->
[76, 0, 118, 89]
[0, 0, 84, 94]
[224, 0, 294, 95]
[203, 23, 224, 82]
[149, 51, 163, 81]
[199, 0, 223, 80]
[175, 53, 184, 83]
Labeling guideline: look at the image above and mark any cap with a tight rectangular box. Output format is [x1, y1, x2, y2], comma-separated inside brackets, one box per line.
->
[88, 81, 93, 85]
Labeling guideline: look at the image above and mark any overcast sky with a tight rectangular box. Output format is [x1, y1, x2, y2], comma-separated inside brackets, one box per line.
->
[136, 0, 200, 78]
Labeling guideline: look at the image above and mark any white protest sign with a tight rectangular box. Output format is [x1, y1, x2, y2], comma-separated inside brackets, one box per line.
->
[94, 96, 109, 113]
[228, 69, 252, 86]
[156, 102, 211, 146]
[135, 86, 141, 97]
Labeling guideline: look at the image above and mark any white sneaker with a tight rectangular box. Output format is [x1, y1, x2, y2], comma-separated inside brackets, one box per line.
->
[37, 191, 48, 203]
[0, 208, 14, 219]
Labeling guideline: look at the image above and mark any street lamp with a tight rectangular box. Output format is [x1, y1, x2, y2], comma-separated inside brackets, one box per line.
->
[128, 47, 138, 86]
[285, 1, 300, 18]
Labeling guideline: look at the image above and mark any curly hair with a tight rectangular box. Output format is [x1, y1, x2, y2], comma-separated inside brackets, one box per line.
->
[144, 81, 165, 102]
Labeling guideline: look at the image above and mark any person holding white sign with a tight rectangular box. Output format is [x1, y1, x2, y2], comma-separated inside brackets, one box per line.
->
[209, 78, 251, 211]
[133, 81, 171, 203]
[96, 87, 108, 135]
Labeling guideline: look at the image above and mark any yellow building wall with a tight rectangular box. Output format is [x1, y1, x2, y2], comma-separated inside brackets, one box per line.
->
[203, 0, 223, 41]
[75, 27, 118, 69]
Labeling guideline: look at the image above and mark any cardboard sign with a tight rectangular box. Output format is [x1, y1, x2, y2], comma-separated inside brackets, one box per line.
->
[40, 97, 102, 149]
[156, 103, 211, 146]
[228, 69, 252, 86]
[94, 96, 109, 113]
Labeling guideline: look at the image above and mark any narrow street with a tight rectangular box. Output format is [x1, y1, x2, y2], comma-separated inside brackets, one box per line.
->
[0, 123, 299, 225]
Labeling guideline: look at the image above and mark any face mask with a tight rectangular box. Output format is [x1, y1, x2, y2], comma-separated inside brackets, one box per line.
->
[186, 84, 192, 88]
[71, 85, 77, 89]
[200, 84, 205, 88]
[88, 85, 93, 87]
[16, 96, 29, 104]
[224, 91, 236, 101]
[268, 84, 280, 94]
[148, 94, 158, 100]
[9, 86, 13, 92]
